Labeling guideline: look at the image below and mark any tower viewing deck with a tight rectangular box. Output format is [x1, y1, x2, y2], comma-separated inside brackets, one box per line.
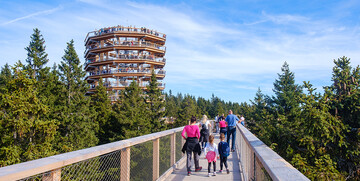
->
[84, 26, 167, 101]
[0, 122, 309, 181]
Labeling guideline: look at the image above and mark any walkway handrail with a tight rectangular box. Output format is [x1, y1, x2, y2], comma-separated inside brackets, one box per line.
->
[236, 123, 309, 181]
[0, 126, 185, 181]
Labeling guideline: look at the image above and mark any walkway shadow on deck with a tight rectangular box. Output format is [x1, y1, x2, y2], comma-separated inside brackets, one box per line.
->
[166, 134, 242, 181]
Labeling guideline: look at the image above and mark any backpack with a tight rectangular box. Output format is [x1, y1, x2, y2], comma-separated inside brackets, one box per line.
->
[220, 142, 230, 157]
[201, 123, 207, 134]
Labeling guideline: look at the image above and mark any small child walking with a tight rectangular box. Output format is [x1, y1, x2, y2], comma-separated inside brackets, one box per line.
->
[204, 134, 219, 177]
[218, 133, 230, 174]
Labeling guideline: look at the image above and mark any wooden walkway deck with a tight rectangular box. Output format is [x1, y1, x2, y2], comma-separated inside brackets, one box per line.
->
[166, 134, 242, 181]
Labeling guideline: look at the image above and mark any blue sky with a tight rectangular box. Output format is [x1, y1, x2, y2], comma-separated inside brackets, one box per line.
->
[1, 0, 360, 103]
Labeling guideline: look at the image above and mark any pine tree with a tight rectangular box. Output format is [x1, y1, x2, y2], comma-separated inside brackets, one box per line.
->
[197, 97, 209, 116]
[110, 81, 150, 141]
[272, 62, 302, 116]
[0, 63, 57, 166]
[90, 78, 112, 144]
[165, 90, 178, 120]
[146, 72, 166, 133]
[248, 88, 276, 146]
[58, 40, 87, 105]
[0, 63, 12, 92]
[324, 56, 360, 179]
[177, 95, 198, 126]
[269, 62, 303, 158]
[290, 81, 346, 180]
[213, 97, 225, 117]
[56, 40, 98, 152]
[25, 28, 49, 79]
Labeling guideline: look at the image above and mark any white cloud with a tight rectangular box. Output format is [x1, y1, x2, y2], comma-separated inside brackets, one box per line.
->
[1, 6, 62, 26]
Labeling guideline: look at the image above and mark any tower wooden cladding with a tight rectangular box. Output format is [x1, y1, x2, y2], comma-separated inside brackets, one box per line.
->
[84, 26, 166, 101]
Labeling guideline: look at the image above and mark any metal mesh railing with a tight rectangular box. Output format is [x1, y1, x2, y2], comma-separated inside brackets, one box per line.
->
[159, 135, 171, 176]
[3, 127, 185, 181]
[175, 131, 184, 162]
[61, 150, 121, 181]
[130, 141, 153, 181]
[18, 171, 52, 181]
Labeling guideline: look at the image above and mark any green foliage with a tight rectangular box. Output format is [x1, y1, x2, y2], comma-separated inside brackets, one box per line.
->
[90, 78, 112, 144]
[176, 95, 199, 126]
[164, 90, 178, 119]
[324, 56, 360, 180]
[55, 39, 98, 152]
[272, 61, 302, 117]
[25, 28, 49, 79]
[110, 81, 150, 141]
[247, 58, 360, 180]
[0, 63, 57, 166]
[146, 72, 166, 132]
[0, 63, 12, 92]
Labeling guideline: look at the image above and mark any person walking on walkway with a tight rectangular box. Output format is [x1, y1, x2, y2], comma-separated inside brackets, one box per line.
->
[219, 117, 227, 138]
[218, 133, 230, 174]
[239, 115, 245, 126]
[218, 113, 225, 122]
[182, 116, 202, 176]
[215, 115, 219, 133]
[225, 110, 239, 152]
[204, 134, 218, 177]
[200, 115, 211, 150]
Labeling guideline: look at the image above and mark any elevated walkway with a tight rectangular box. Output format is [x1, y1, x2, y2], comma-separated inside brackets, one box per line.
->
[0, 121, 309, 181]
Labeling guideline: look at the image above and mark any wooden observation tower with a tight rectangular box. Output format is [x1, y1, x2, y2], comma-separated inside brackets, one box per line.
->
[84, 26, 166, 101]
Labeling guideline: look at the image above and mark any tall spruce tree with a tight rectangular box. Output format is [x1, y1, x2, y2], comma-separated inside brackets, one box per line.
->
[197, 97, 209, 116]
[90, 78, 112, 144]
[146, 72, 166, 132]
[110, 81, 150, 140]
[269, 62, 302, 157]
[272, 62, 302, 117]
[0, 63, 57, 166]
[290, 81, 346, 180]
[165, 90, 178, 121]
[56, 40, 98, 152]
[325, 56, 360, 179]
[25, 28, 49, 79]
[0, 63, 12, 92]
[248, 88, 276, 146]
[177, 95, 198, 126]
[213, 98, 225, 117]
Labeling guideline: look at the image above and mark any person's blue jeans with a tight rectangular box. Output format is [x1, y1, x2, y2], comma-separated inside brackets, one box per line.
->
[227, 126, 236, 150]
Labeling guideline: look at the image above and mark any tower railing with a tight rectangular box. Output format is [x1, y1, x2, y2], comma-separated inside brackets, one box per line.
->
[0, 127, 185, 181]
[84, 41, 166, 56]
[85, 57, 166, 66]
[85, 26, 166, 43]
[235, 123, 310, 181]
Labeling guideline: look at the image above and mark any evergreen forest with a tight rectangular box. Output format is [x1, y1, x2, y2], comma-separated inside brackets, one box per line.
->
[0, 28, 359, 180]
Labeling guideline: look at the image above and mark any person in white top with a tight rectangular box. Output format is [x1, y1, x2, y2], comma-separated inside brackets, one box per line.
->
[204, 134, 219, 177]
[200, 115, 212, 149]
[215, 115, 219, 133]
[239, 115, 245, 126]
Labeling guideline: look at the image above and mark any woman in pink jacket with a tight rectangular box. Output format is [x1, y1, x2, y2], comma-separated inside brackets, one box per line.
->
[182, 116, 202, 176]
